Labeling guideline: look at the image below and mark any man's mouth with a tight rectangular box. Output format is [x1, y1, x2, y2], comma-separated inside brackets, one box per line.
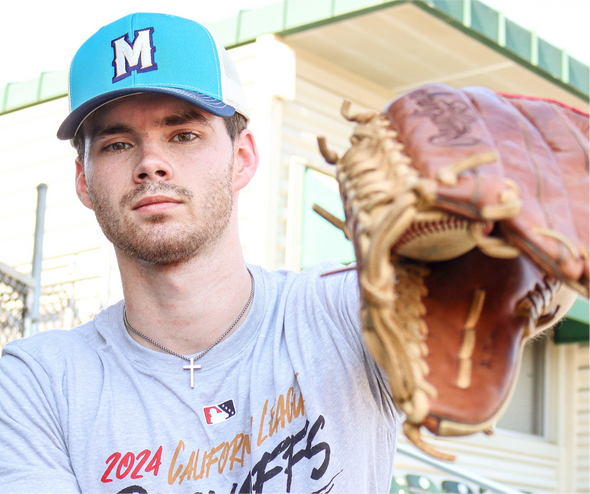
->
[132, 195, 183, 213]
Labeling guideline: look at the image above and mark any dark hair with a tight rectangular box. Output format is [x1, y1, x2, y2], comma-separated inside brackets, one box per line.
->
[72, 111, 248, 160]
[224, 111, 248, 143]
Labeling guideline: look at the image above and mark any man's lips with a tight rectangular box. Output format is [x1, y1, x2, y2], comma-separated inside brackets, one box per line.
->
[132, 195, 183, 211]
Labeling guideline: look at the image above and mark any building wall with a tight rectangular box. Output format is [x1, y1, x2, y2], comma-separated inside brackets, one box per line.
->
[576, 343, 589, 493]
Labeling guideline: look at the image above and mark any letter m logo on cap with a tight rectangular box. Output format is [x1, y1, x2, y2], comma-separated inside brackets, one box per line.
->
[111, 27, 158, 83]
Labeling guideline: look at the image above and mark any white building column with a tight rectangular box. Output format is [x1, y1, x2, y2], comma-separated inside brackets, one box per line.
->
[237, 34, 295, 270]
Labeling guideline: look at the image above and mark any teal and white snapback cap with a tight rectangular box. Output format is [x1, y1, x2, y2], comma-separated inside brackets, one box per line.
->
[57, 12, 250, 140]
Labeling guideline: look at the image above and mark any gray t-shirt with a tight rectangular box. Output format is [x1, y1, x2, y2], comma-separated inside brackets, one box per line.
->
[0, 261, 399, 493]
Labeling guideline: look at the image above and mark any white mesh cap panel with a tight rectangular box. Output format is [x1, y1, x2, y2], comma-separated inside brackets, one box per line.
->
[214, 36, 251, 120]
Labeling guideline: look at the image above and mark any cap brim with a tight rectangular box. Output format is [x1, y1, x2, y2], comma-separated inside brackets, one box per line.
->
[57, 87, 236, 140]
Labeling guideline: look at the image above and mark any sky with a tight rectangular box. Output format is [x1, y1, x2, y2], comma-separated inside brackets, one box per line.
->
[0, 0, 588, 90]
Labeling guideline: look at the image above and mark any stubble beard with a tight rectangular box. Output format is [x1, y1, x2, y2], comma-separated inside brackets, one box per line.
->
[87, 165, 234, 265]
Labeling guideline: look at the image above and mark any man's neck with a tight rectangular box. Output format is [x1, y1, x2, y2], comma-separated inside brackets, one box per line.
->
[118, 235, 253, 356]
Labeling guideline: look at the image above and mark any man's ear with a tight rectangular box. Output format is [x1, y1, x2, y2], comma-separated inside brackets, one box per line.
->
[232, 129, 258, 192]
[75, 159, 94, 210]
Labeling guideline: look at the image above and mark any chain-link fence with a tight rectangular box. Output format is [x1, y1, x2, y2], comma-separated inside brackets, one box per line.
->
[1, 260, 101, 350]
[39, 281, 84, 331]
[0, 262, 33, 349]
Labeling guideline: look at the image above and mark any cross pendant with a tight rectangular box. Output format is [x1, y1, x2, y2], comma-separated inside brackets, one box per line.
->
[183, 357, 202, 389]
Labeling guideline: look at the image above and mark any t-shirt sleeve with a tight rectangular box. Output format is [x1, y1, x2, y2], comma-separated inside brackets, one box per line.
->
[316, 265, 398, 412]
[312, 261, 363, 349]
[0, 341, 81, 493]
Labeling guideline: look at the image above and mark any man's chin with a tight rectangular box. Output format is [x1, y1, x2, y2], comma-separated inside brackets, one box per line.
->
[117, 240, 202, 265]
[108, 225, 220, 265]
[142, 212, 175, 224]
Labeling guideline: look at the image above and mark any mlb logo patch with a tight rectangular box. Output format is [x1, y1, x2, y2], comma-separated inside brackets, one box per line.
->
[203, 400, 236, 425]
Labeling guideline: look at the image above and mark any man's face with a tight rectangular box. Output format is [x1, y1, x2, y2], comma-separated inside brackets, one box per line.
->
[76, 93, 237, 265]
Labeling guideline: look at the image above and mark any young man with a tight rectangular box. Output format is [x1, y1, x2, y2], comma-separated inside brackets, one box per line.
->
[0, 13, 399, 493]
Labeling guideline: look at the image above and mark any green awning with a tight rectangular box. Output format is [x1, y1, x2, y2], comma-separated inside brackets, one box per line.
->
[554, 297, 590, 345]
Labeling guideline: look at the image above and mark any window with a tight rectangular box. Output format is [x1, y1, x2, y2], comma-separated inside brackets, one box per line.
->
[300, 167, 354, 269]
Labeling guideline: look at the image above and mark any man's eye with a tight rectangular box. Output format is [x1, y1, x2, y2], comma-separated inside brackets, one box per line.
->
[172, 132, 197, 142]
[106, 142, 131, 152]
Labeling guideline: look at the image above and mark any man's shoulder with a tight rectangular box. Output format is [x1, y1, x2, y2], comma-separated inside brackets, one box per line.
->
[252, 259, 354, 288]
[250, 260, 358, 320]
[280, 260, 357, 297]
[4, 325, 89, 359]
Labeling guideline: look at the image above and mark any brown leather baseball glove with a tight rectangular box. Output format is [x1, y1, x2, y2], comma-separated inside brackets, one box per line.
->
[316, 83, 589, 460]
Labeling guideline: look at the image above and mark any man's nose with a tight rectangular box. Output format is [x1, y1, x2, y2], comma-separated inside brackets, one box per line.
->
[134, 143, 173, 182]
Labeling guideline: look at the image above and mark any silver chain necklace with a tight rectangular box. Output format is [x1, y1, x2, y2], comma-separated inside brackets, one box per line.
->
[123, 269, 254, 389]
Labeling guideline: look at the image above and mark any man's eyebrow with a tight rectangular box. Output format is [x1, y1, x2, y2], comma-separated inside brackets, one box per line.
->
[161, 110, 211, 128]
[91, 124, 134, 141]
